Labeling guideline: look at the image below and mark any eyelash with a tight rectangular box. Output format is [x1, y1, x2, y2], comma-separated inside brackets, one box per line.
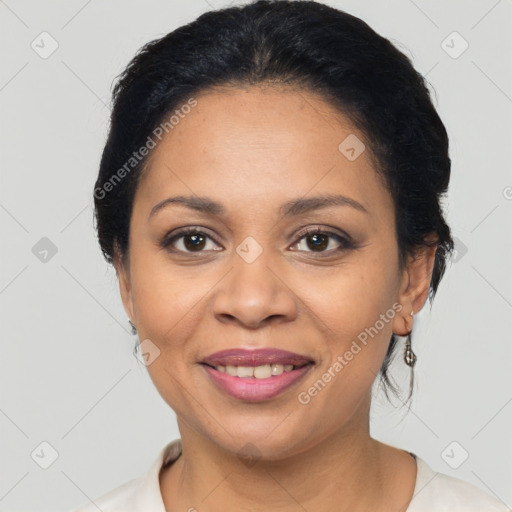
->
[160, 226, 355, 256]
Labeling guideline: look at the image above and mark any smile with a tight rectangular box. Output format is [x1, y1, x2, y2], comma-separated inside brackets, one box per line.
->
[200, 348, 315, 402]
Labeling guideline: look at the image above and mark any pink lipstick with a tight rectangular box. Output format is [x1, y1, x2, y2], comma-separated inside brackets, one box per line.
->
[201, 348, 314, 402]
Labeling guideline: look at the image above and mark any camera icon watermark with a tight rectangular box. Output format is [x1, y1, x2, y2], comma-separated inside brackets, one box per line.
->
[237, 442, 262, 468]
[236, 236, 263, 264]
[451, 237, 468, 263]
[135, 338, 161, 366]
[338, 134, 366, 161]
[441, 441, 469, 469]
[31, 441, 59, 469]
[32, 237, 58, 263]
[31, 31, 59, 59]
[441, 31, 469, 59]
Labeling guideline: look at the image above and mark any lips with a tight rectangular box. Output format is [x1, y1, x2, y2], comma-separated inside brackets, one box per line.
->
[200, 348, 315, 402]
[201, 348, 314, 368]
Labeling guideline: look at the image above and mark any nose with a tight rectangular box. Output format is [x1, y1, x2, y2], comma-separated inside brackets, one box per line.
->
[212, 250, 298, 330]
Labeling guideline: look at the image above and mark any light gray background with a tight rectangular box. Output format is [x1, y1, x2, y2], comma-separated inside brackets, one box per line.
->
[1, 0, 511, 510]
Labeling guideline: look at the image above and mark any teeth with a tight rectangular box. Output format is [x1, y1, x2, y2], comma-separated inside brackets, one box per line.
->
[271, 363, 283, 376]
[237, 366, 254, 378]
[253, 364, 272, 379]
[226, 365, 237, 376]
[214, 363, 299, 378]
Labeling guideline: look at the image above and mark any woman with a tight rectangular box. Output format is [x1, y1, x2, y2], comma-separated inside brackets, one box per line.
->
[75, 1, 509, 510]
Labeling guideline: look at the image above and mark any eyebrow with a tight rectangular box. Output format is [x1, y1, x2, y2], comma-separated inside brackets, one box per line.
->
[148, 193, 368, 220]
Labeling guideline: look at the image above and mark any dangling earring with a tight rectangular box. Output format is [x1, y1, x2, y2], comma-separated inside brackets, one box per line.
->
[404, 311, 417, 367]
[128, 319, 137, 335]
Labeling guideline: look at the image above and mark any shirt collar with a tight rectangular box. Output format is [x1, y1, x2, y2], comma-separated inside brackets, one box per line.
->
[134, 438, 183, 511]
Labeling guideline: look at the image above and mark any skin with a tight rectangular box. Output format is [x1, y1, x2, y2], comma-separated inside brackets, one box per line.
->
[114, 85, 437, 511]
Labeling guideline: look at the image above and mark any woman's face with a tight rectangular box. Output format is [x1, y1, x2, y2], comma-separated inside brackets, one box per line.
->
[116, 86, 432, 460]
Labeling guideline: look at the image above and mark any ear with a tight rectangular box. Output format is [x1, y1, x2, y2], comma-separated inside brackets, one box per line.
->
[113, 244, 135, 325]
[392, 236, 438, 336]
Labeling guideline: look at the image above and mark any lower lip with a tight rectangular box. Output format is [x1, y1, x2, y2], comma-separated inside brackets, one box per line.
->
[201, 364, 313, 402]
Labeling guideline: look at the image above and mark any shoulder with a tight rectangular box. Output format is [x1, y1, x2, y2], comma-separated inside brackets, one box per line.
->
[408, 455, 510, 512]
[70, 439, 183, 512]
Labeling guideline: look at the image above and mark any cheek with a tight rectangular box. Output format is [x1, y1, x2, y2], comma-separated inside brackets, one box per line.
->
[312, 254, 399, 337]
[128, 248, 206, 339]
[307, 252, 400, 388]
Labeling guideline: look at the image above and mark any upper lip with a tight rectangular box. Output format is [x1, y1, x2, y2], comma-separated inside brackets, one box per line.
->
[201, 348, 314, 368]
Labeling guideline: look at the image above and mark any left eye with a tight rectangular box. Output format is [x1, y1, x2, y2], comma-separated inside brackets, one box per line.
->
[292, 228, 353, 254]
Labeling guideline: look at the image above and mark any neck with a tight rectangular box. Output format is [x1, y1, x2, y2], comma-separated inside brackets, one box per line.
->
[160, 397, 413, 511]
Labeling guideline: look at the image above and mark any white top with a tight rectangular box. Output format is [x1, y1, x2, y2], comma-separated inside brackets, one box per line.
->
[72, 439, 510, 511]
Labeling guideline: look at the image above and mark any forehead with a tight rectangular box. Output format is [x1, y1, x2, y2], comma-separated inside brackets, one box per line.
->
[135, 86, 392, 221]
[149, 85, 359, 164]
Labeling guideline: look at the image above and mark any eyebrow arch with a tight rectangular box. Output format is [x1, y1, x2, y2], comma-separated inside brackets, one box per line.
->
[279, 194, 368, 216]
[148, 193, 368, 220]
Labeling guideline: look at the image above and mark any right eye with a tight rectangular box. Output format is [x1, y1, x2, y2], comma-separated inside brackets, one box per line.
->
[160, 227, 223, 254]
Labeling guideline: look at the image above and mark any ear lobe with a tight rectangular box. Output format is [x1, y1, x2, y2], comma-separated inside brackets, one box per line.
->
[113, 246, 135, 324]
